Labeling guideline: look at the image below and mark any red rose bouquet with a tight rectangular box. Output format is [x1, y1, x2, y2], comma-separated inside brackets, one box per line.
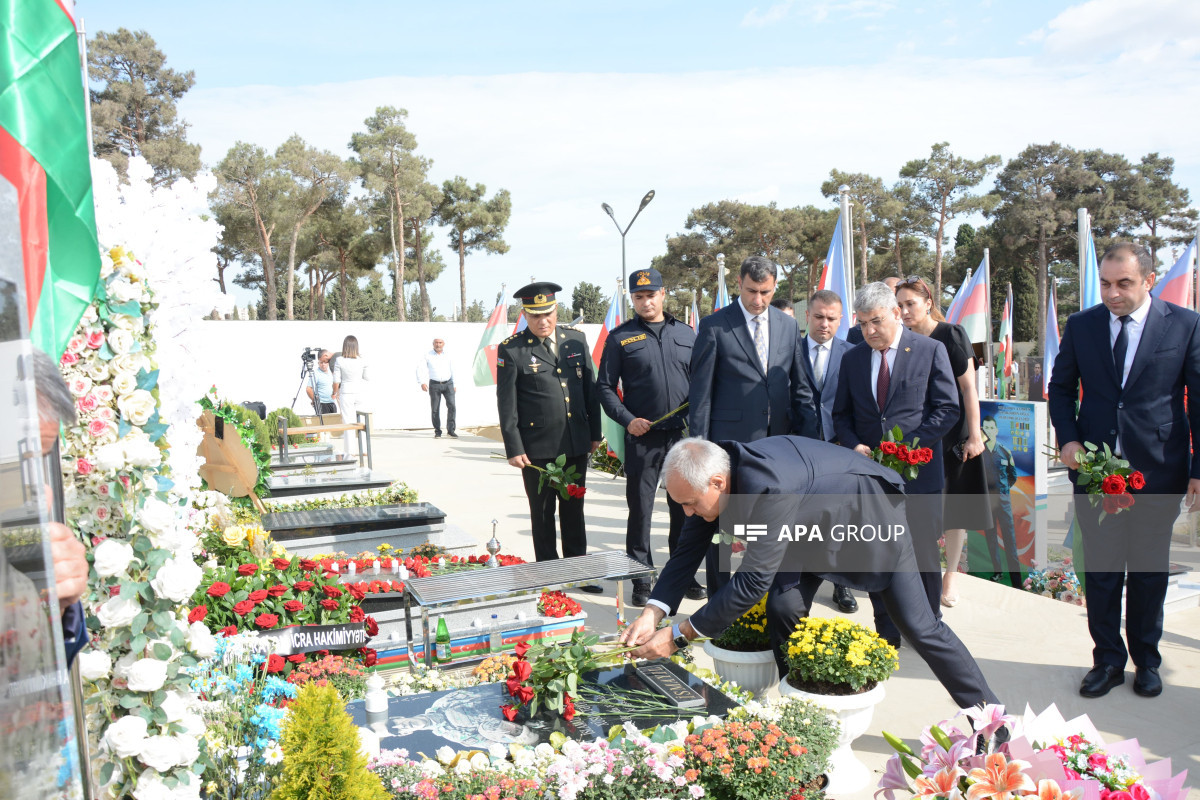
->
[536, 590, 582, 618]
[874, 425, 934, 482]
[1059, 441, 1145, 519]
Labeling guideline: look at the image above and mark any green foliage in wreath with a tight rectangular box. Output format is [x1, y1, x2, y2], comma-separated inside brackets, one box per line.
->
[199, 390, 273, 501]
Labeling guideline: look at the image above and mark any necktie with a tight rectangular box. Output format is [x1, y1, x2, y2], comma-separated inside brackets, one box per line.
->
[544, 335, 557, 361]
[1112, 315, 1130, 385]
[813, 343, 826, 390]
[753, 316, 768, 372]
[876, 347, 890, 413]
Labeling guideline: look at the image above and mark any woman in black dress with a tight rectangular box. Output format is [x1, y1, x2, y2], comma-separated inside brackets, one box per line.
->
[895, 277, 989, 607]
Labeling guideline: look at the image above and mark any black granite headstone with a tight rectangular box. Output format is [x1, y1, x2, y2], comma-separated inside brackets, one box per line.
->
[347, 660, 739, 754]
[262, 502, 446, 540]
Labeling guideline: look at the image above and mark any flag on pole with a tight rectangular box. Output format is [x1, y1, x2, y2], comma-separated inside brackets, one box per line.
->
[591, 286, 626, 464]
[817, 211, 854, 340]
[1043, 284, 1061, 400]
[1081, 226, 1102, 310]
[1151, 236, 1197, 307]
[689, 296, 700, 333]
[998, 283, 1014, 397]
[714, 268, 731, 311]
[512, 311, 527, 334]
[1, 0, 101, 358]
[472, 291, 508, 386]
[946, 258, 989, 343]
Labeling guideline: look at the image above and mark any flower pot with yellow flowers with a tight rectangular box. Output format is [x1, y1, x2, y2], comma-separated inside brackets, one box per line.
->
[779, 615, 899, 795]
[701, 595, 778, 697]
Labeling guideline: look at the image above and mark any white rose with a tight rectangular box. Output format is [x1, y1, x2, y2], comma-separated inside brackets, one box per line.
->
[152, 523, 195, 558]
[104, 714, 149, 758]
[179, 711, 205, 738]
[69, 375, 92, 397]
[436, 745, 456, 765]
[93, 539, 135, 578]
[78, 650, 112, 681]
[109, 353, 139, 376]
[487, 743, 507, 761]
[454, 758, 473, 776]
[186, 621, 216, 659]
[117, 389, 155, 426]
[160, 691, 192, 723]
[94, 384, 114, 404]
[97, 595, 140, 628]
[107, 327, 135, 356]
[419, 761, 444, 779]
[112, 370, 139, 397]
[130, 769, 171, 800]
[123, 433, 162, 468]
[137, 498, 175, 534]
[126, 658, 169, 692]
[469, 752, 490, 770]
[169, 777, 201, 800]
[138, 735, 182, 772]
[172, 733, 200, 768]
[88, 362, 110, 383]
[151, 557, 202, 603]
[108, 277, 141, 305]
[92, 442, 126, 472]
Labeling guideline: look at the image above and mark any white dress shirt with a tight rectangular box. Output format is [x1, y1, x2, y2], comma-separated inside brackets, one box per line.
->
[809, 338, 830, 388]
[739, 296, 769, 358]
[417, 349, 455, 385]
[869, 325, 904, 404]
[1109, 296, 1152, 387]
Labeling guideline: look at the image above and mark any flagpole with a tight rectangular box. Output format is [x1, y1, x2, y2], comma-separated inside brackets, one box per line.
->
[1077, 208, 1088, 311]
[77, 17, 93, 156]
[984, 247, 995, 399]
[839, 186, 856, 304]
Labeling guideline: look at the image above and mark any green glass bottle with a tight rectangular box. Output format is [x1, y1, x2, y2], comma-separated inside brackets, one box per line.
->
[435, 615, 451, 663]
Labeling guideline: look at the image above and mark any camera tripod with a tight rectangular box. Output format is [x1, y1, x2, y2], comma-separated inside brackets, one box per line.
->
[289, 358, 328, 424]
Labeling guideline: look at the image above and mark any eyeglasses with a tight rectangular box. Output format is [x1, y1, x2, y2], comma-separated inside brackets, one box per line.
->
[899, 275, 924, 286]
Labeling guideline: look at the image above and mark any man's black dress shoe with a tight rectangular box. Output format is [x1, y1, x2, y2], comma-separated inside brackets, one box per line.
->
[1079, 664, 1124, 698]
[833, 585, 858, 613]
[631, 587, 650, 607]
[1133, 666, 1162, 697]
[685, 585, 708, 601]
[579, 584, 604, 594]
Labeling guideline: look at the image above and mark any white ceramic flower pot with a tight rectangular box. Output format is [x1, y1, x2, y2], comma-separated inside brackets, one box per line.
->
[702, 641, 779, 697]
[779, 678, 886, 795]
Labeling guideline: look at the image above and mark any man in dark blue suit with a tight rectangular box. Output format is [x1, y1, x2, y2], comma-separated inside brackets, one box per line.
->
[1049, 242, 1200, 699]
[832, 282, 959, 646]
[800, 289, 858, 614]
[618, 436, 1000, 709]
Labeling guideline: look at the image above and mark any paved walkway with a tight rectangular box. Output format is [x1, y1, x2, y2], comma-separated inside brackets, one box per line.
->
[368, 428, 1200, 800]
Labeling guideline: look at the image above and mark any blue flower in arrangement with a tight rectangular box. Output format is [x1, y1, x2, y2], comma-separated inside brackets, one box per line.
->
[261, 677, 297, 703]
[249, 651, 267, 666]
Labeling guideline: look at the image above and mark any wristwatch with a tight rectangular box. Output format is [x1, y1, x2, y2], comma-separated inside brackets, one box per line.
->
[671, 623, 691, 651]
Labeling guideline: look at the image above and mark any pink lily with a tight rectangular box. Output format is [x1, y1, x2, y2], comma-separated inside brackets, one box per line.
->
[875, 754, 912, 800]
[915, 767, 965, 800]
[924, 739, 973, 777]
[963, 704, 1015, 746]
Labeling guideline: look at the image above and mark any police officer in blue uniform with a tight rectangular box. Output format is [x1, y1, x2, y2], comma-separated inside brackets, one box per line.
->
[497, 283, 603, 587]
[597, 268, 706, 607]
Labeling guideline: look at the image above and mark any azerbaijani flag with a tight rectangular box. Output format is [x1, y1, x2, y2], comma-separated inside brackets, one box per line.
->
[817, 211, 854, 340]
[592, 286, 626, 463]
[1081, 226, 1102, 310]
[472, 290, 507, 386]
[946, 258, 989, 343]
[1, 0, 101, 358]
[1043, 284, 1060, 400]
[512, 311, 527, 334]
[714, 267, 730, 312]
[998, 283, 1014, 396]
[689, 296, 700, 333]
[1151, 236, 1197, 307]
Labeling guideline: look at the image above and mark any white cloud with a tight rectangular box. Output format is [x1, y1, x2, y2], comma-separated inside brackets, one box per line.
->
[742, 1, 796, 27]
[185, 55, 1200, 315]
[741, 0, 892, 26]
[1034, 0, 1200, 60]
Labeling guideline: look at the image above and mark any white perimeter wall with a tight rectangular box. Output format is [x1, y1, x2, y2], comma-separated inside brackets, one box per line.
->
[189, 320, 604, 430]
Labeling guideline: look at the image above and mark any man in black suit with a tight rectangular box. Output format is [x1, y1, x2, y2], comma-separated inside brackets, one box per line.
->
[1049, 242, 1200, 699]
[619, 436, 1000, 709]
[832, 281, 959, 646]
[497, 282, 603, 585]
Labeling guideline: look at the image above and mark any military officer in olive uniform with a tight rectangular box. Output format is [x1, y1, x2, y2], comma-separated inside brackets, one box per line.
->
[598, 268, 706, 608]
[497, 283, 603, 583]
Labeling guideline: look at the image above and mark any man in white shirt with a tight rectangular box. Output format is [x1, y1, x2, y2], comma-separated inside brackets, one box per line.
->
[418, 338, 456, 439]
[306, 350, 337, 414]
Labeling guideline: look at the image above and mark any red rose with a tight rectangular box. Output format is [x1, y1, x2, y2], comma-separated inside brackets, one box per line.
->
[266, 584, 288, 597]
[293, 580, 314, 592]
[563, 694, 576, 721]
[265, 654, 285, 673]
[322, 585, 344, 598]
[365, 616, 379, 636]
[188, 605, 207, 623]
[513, 660, 532, 682]
[506, 676, 522, 697]
[299, 558, 318, 571]
[219, 625, 238, 637]
[500, 704, 518, 721]
[283, 600, 304, 613]
[347, 585, 366, 601]
[237, 563, 258, 577]
[1101, 473, 1127, 495]
[85, 330, 105, 349]
[919, 448, 933, 463]
[1128, 471, 1146, 491]
[247, 589, 269, 603]
[286, 653, 305, 663]
[233, 600, 256, 616]
[316, 649, 330, 657]
[319, 598, 339, 610]
[516, 685, 534, 704]
[896, 444, 909, 459]
[349, 606, 366, 623]
[272, 558, 292, 570]
[206, 582, 231, 598]
[255, 613, 279, 629]
[514, 641, 531, 659]
[880, 441, 898, 455]
[363, 648, 378, 667]
[1130, 785, 1151, 800]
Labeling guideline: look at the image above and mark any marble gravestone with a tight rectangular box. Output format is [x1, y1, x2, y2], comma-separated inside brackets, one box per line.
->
[347, 659, 740, 754]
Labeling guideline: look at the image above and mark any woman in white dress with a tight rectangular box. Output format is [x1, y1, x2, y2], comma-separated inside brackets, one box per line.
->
[332, 335, 369, 459]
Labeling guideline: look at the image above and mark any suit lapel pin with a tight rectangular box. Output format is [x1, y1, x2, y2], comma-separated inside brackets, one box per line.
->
[904, 347, 911, 352]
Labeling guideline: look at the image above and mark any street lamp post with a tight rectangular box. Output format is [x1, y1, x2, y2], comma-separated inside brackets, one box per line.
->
[602, 189, 656, 316]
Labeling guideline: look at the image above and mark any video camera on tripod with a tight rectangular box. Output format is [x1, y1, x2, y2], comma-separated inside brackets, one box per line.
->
[301, 346, 323, 365]
[292, 346, 329, 419]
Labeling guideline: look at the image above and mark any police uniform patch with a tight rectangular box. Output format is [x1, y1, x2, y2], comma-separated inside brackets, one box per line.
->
[496, 357, 505, 367]
[620, 333, 647, 346]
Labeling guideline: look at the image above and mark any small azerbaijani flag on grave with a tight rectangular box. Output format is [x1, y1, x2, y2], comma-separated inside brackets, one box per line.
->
[998, 283, 1014, 397]
[1043, 283, 1061, 400]
[817, 211, 854, 340]
[1151, 236, 1197, 307]
[0, 0, 101, 358]
[592, 286, 626, 463]
[946, 258, 989, 343]
[472, 289, 507, 386]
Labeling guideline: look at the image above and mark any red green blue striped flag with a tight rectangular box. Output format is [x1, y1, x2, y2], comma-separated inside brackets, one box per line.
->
[0, 0, 100, 358]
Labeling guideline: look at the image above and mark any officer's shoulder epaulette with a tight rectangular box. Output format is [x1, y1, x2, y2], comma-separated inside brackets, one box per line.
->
[500, 333, 520, 346]
[559, 324, 582, 332]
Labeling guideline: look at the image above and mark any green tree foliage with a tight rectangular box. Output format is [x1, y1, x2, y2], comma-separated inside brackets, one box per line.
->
[899, 143, 1001, 300]
[269, 683, 388, 800]
[464, 299, 488, 322]
[1125, 153, 1199, 264]
[88, 28, 201, 184]
[313, 198, 381, 321]
[821, 170, 888, 286]
[873, 181, 934, 280]
[403, 181, 445, 321]
[436, 177, 512, 321]
[571, 281, 607, 323]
